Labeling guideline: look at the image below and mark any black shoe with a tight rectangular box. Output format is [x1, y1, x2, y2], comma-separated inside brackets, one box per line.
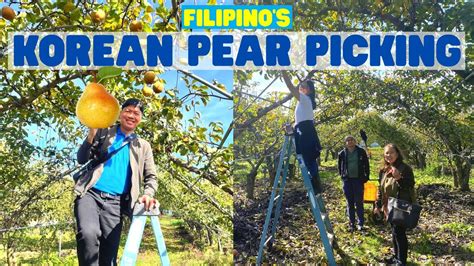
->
[394, 259, 406, 266]
[383, 255, 396, 264]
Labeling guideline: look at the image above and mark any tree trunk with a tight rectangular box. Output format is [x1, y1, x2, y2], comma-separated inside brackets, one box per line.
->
[246, 170, 257, 200]
[246, 156, 266, 199]
[206, 227, 213, 246]
[6, 236, 16, 266]
[454, 156, 471, 191]
[447, 155, 459, 188]
[6, 241, 11, 266]
[217, 236, 223, 252]
[265, 156, 276, 187]
[325, 149, 330, 162]
[416, 152, 426, 169]
[268, 154, 279, 188]
[420, 154, 426, 169]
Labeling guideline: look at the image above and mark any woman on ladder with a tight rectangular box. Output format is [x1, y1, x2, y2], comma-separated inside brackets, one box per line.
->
[287, 80, 323, 194]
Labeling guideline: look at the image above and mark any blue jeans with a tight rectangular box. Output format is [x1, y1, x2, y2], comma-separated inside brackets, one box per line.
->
[342, 178, 364, 227]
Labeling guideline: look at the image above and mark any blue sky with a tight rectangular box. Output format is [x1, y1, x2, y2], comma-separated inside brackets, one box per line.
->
[161, 69, 233, 144]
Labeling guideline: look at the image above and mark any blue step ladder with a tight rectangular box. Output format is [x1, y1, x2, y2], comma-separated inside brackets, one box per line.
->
[256, 133, 337, 266]
[120, 203, 171, 266]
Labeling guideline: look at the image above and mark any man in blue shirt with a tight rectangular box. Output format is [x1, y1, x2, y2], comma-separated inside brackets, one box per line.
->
[74, 98, 158, 265]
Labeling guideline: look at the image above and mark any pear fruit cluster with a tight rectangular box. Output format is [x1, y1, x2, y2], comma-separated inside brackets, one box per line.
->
[76, 83, 120, 128]
[142, 71, 165, 97]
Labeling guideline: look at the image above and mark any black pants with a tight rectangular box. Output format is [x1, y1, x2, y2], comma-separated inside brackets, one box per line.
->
[74, 189, 128, 266]
[294, 120, 323, 193]
[392, 224, 408, 265]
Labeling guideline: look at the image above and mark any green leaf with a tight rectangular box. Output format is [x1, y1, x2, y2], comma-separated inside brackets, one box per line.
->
[179, 146, 188, 156]
[143, 23, 152, 33]
[97, 67, 122, 83]
[70, 8, 81, 21]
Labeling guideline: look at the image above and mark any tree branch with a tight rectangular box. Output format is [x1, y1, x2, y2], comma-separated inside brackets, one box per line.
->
[167, 167, 232, 218]
[168, 155, 233, 196]
[234, 71, 316, 139]
[0, 72, 83, 113]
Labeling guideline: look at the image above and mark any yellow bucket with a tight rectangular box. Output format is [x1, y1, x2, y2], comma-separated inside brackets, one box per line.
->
[364, 182, 378, 202]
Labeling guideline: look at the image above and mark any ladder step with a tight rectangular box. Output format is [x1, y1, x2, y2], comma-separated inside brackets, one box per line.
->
[321, 213, 327, 221]
[321, 214, 334, 234]
[258, 135, 337, 266]
[327, 233, 335, 246]
[315, 195, 327, 212]
[264, 236, 273, 246]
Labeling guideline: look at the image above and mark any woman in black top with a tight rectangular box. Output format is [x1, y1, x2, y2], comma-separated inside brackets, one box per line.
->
[374, 143, 416, 266]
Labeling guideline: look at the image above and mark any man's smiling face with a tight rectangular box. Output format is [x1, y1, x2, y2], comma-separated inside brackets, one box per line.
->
[119, 105, 142, 132]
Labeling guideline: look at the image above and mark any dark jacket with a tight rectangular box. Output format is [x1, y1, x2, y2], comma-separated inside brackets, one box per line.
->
[338, 146, 370, 182]
[74, 124, 158, 212]
[376, 161, 416, 209]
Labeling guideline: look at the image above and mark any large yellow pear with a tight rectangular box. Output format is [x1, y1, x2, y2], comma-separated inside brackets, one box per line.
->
[76, 83, 120, 128]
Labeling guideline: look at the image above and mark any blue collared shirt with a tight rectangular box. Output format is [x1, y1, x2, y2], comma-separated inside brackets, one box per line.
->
[93, 127, 132, 195]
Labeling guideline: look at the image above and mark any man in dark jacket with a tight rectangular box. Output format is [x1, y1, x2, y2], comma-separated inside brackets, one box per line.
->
[74, 98, 158, 265]
[338, 135, 370, 232]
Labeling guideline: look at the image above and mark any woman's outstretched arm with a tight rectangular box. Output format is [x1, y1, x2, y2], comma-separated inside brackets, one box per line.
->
[282, 71, 300, 101]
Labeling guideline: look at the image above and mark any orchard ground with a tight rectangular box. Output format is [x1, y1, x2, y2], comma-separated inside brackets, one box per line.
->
[0, 215, 232, 265]
[234, 147, 474, 265]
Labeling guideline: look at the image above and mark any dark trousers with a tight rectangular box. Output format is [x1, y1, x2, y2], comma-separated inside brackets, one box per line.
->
[392, 224, 408, 265]
[342, 178, 364, 227]
[303, 156, 323, 194]
[294, 120, 323, 194]
[74, 189, 126, 266]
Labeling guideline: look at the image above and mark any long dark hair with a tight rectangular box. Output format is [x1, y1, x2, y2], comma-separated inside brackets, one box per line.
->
[380, 143, 404, 171]
[304, 80, 316, 110]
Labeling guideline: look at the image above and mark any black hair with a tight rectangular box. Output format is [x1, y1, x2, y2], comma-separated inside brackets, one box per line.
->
[121, 98, 145, 113]
[305, 80, 316, 110]
[380, 143, 404, 171]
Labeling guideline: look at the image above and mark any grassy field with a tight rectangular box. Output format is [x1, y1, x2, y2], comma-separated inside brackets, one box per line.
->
[0, 216, 232, 265]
